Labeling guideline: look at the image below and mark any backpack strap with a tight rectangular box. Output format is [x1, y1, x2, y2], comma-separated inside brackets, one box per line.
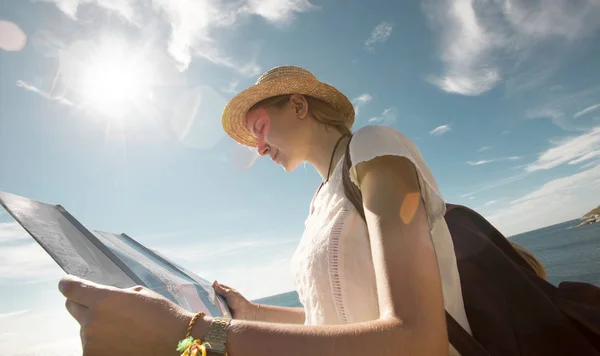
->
[341, 135, 489, 356]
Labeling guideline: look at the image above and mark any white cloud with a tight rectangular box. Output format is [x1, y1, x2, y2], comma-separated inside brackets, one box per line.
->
[569, 151, 600, 165]
[486, 164, 600, 236]
[466, 156, 521, 166]
[580, 159, 600, 170]
[16, 80, 74, 106]
[478, 146, 492, 152]
[527, 108, 585, 131]
[156, 237, 298, 262]
[39, 0, 315, 72]
[0, 222, 29, 243]
[351, 93, 372, 116]
[423, 0, 600, 95]
[422, 0, 500, 95]
[221, 79, 240, 94]
[524, 85, 600, 130]
[0, 310, 29, 319]
[574, 104, 600, 119]
[365, 21, 393, 51]
[367, 107, 397, 125]
[526, 126, 600, 172]
[502, 0, 600, 40]
[182, 42, 262, 77]
[0, 333, 17, 342]
[502, 130, 510, 135]
[0, 309, 82, 356]
[459, 171, 529, 199]
[36, 0, 139, 22]
[201, 257, 295, 300]
[154, 236, 299, 299]
[474, 198, 507, 213]
[149, 0, 248, 72]
[430, 124, 451, 136]
[484, 199, 505, 207]
[466, 160, 493, 166]
[244, 0, 316, 23]
[0, 243, 61, 280]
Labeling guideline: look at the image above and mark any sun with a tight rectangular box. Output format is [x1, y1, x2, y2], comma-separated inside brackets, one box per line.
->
[76, 38, 154, 119]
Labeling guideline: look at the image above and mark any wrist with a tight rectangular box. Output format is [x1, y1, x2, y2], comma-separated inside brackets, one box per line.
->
[194, 315, 231, 356]
[189, 313, 212, 341]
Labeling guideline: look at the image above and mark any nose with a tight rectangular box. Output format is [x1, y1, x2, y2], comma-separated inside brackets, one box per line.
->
[257, 139, 270, 156]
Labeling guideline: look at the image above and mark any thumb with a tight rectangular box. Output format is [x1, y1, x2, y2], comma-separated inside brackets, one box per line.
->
[212, 281, 229, 296]
[58, 275, 107, 307]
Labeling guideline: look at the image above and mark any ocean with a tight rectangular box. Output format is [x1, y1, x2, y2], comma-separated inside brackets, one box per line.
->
[253, 219, 600, 308]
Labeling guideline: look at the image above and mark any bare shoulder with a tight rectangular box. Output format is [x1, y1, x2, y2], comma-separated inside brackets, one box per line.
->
[350, 126, 418, 188]
[355, 155, 420, 200]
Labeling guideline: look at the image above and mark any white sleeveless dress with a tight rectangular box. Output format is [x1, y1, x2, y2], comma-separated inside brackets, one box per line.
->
[290, 125, 472, 355]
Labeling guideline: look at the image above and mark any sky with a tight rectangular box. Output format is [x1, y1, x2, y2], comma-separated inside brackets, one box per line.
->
[1, 0, 600, 354]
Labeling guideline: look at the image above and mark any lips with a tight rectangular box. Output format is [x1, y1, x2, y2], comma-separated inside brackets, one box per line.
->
[271, 151, 279, 164]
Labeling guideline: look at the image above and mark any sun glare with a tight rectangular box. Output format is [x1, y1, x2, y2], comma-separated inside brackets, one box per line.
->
[76, 38, 154, 119]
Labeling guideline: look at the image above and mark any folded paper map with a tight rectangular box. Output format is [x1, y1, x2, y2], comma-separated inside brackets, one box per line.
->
[0, 191, 231, 318]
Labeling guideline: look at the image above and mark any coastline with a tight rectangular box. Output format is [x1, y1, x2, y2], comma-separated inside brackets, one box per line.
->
[577, 205, 600, 227]
[577, 215, 600, 227]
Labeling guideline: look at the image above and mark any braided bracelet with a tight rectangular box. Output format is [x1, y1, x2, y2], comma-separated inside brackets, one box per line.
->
[177, 312, 209, 356]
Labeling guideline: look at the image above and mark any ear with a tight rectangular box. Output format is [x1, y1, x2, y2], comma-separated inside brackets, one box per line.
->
[289, 94, 309, 120]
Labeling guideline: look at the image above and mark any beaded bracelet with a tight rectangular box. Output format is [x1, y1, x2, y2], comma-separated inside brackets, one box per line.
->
[177, 312, 209, 356]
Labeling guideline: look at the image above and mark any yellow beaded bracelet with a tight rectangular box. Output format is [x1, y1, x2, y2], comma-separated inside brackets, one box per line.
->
[177, 312, 211, 356]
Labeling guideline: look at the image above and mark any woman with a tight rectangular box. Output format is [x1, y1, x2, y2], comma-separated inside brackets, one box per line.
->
[58, 66, 532, 355]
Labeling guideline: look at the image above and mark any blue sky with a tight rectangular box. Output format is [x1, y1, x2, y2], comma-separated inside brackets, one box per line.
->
[2, 0, 600, 354]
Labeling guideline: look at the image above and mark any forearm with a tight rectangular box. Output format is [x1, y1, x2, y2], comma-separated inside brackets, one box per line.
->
[193, 317, 447, 356]
[251, 303, 305, 324]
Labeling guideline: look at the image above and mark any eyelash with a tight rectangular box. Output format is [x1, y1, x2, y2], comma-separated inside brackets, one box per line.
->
[254, 123, 264, 137]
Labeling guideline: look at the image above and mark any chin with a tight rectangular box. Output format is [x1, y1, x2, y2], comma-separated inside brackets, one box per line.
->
[280, 158, 300, 172]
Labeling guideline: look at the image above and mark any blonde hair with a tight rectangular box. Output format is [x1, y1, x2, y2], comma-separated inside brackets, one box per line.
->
[249, 94, 352, 136]
[510, 241, 547, 280]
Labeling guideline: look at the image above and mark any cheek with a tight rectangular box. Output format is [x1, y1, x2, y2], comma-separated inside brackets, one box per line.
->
[270, 113, 299, 143]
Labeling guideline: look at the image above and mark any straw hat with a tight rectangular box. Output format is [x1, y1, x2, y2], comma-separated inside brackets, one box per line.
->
[222, 66, 355, 147]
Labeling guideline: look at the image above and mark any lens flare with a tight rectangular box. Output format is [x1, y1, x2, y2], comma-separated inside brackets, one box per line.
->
[0, 21, 27, 52]
[60, 36, 155, 120]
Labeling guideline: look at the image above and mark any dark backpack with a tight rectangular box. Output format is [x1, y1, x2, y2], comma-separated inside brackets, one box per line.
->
[340, 135, 600, 356]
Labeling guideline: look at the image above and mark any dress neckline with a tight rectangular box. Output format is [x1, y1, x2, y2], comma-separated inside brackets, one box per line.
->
[309, 156, 344, 216]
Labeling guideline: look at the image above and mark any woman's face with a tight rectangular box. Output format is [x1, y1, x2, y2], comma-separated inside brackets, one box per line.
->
[245, 95, 311, 171]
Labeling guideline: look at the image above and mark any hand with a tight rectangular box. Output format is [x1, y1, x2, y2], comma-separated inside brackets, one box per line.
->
[213, 281, 257, 320]
[59, 275, 200, 356]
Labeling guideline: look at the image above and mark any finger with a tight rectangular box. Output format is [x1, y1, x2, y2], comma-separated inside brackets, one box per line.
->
[213, 280, 233, 291]
[213, 284, 229, 297]
[213, 283, 224, 293]
[65, 299, 89, 325]
[126, 285, 165, 301]
[127, 285, 146, 293]
[218, 283, 234, 290]
[58, 275, 108, 307]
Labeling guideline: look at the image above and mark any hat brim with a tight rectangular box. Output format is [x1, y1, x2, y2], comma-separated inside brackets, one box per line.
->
[222, 77, 355, 147]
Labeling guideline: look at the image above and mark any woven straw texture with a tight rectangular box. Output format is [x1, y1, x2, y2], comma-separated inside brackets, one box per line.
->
[222, 66, 355, 147]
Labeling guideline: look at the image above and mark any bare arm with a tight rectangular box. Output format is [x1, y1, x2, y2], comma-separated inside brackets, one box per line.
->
[213, 283, 305, 324]
[251, 303, 305, 324]
[192, 155, 449, 356]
